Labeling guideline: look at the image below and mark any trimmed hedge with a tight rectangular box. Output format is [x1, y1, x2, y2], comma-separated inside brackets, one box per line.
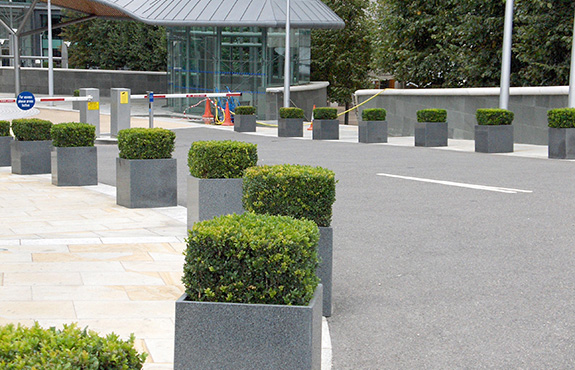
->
[548, 108, 575, 128]
[0, 120, 10, 136]
[11, 119, 53, 141]
[183, 212, 320, 306]
[51, 122, 96, 147]
[313, 107, 338, 120]
[417, 109, 447, 123]
[243, 164, 336, 227]
[117, 128, 175, 160]
[188, 140, 257, 179]
[0, 322, 147, 369]
[476, 108, 514, 125]
[362, 108, 386, 121]
[235, 106, 256, 115]
[279, 107, 304, 119]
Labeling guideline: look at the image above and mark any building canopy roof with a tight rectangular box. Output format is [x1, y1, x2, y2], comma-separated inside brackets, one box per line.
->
[42, 0, 345, 29]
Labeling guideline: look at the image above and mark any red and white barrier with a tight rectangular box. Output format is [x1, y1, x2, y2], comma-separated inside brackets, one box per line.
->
[0, 96, 93, 104]
[130, 92, 242, 100]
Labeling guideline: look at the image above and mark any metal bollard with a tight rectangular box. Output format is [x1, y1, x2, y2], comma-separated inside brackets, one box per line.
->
[147, 91, 154, 128]
[111, 88, 131, 137]
[79, 88, 100, 137]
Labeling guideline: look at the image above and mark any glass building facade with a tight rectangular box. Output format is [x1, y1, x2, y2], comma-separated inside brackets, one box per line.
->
[167, 26, 311, 119]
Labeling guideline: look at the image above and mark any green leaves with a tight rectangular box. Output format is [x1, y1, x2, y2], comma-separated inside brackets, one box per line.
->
[548, 108, 575, 128]
[362, 108, 387, 121]
[234, 106, 256, 115]
[476, 108, 514, 125]
[417, 109, 447, 123]
[117, 128, 175, 159]
[243, 164, 336, 227]
[313, 107, 338, 120]
[0, 121, 10, 137]
[183, 213, 320, 306]
[0, 322, 147, 369]
[279, 107, 305, 119]
[188, 140, 258, 179]
[11, 119, 53, 141]
[51, 122, 96, 147]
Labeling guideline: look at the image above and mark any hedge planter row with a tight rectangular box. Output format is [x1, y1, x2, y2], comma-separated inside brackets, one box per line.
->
[474, 109, 514, 153]
[548, 108, 575, 159]
[51, 122, 97, 186]
[10, 119, 53, 175]
[359, 108, 387, 144]
[234, 106, 257, 133]
[313, 107, 339, 140]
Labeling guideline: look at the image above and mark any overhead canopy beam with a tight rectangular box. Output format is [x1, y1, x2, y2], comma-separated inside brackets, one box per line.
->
[19, 15, 98, 37]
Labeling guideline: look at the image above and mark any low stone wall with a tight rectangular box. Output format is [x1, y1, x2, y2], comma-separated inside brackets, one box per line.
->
[355, 87, 570, 145]
[0, 67, 167, 97]
[266, 82, 329, 121]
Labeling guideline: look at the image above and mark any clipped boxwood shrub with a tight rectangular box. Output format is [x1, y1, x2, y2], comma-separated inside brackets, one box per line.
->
[11, 118, 53, 141]
[243, 164, 336, 227]
[0, 120, 10, 136]
[73, 89, 80, 97]
[0, 322, 147, 369]
[362, 108, 386, 121]
[476, 108, 514, 125]
[417, 109, 447, 123]
[51, 122, 96, 147]
[188, 140, 257, 179]
[313, 107, 338, 120]
[279, 107, 304, 119]
[235, 105, 256, 115]
[183, 212, 320, 306]
[117, 127, 175, 160]
[548, 108, 575, 128]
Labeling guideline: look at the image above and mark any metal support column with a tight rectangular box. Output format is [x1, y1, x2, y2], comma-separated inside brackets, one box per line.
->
[499, 0, 514, 110]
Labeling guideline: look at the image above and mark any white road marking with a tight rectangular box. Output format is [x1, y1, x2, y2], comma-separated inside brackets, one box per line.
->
[376, 173, 533, 194]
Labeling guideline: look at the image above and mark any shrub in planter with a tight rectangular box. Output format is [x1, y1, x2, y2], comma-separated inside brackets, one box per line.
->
[51, 122, 97, 186]
[475, 108, 514, 153]
[0, 322, 147, 368]
[360, 108, 387, 143]
[415, 109, 448, 147]
[0, 120, 12, 167]
[278, 107, 304, 137]
[175, 213, 322, 369]
[187, 140, 258, 227]
[10, 118, 53, 174]
[313, 107, 339, 140]
[243, 164, 336, 316]
[548, 108, 575, 159]
[116, 128, 177, 208]
[234, 106, 257, 132]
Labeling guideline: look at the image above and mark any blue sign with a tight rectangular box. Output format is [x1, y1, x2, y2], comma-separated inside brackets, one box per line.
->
[149, 92, 154, 103]
[17, 91, 35, 111]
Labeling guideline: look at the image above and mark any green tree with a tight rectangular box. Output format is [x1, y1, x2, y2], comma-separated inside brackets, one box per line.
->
[60, 13, 167, 71]
[311, 0, 372, 123]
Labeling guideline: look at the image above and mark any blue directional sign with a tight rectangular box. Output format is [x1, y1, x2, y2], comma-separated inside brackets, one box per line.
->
[16, 91, 35, 111]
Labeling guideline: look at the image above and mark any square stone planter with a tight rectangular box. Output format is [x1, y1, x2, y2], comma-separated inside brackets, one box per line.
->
[234, 115, 257, 132]
[116, 157, 177, 208]
[174, 284, 323, 370]
[474, 125, 514, 153]
[11, 140, 52, 174]
[415, 122, 448, 147]
[51, 146, 98, 186]
[548, 127, 575, 159]
[0, 136, 13, 166]
[187, 176, 244, 229]
[313, 119, 339, 140]
[359, 120, 387, 143]
[318, 226, 333, 317]
[278, 118, 304, 137]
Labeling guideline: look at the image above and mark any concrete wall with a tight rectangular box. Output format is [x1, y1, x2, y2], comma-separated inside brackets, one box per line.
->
[266, 82, 329, 121]
[0, 67, 167, 97]
[355, 87, 571, 145]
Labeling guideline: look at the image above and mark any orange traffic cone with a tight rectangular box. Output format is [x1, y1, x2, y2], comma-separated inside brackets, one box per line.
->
[308, 104, 316, 130]
[202, 98, 214, 124]
[222, 101, 234, 126]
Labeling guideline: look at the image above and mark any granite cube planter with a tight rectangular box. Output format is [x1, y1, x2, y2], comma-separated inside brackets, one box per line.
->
[415, 122, 448, 147]
[548, 127, 575, 159]
[11, 140, 52, 174]
[475, 125, 513, 153]
[313, 119, 339, 140]
[51, 146, 98, 186]
[116, 157, 177, 208]
[359, 121, 387, 143]
[278, 118, 304, 137]
[187, 176, 244, 229]
[0, 136, 13, 166]
[174, 284, 323, 370]
[234, 115, 257, 132]
[318, 226, 333, 317]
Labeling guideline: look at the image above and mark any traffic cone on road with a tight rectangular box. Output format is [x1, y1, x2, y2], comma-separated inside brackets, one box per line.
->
[202, 98, 214, 124]
[308, 104, 316, 130]
[222, 101, 234, 126]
